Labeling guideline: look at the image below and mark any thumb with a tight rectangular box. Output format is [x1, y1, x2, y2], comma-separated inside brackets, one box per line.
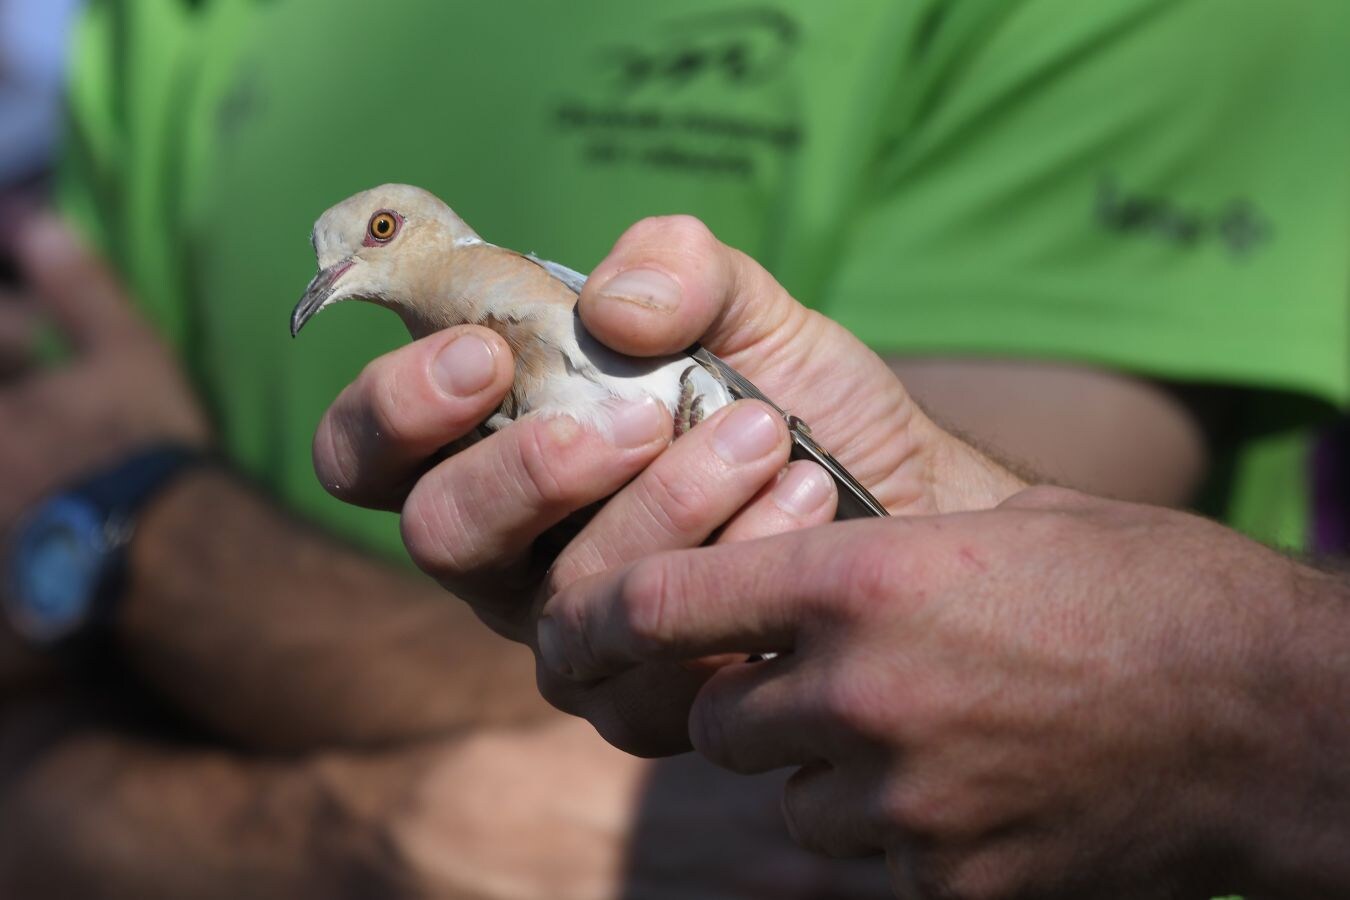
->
[578, 215, 810, 361]
[12, 213, 153, 354]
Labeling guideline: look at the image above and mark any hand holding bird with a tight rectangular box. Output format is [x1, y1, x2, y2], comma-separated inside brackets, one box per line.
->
[292, 184, 886, 516]
[301, 188, 1025, 753]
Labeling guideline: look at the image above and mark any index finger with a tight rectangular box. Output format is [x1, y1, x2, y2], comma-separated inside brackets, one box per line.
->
[537, 522, 873, 681]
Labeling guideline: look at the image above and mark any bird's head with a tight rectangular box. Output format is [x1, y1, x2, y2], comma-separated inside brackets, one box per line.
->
[291, 183, 480, 337]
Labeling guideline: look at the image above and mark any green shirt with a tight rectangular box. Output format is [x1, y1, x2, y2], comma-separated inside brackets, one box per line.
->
[61, 0, 1350, 556]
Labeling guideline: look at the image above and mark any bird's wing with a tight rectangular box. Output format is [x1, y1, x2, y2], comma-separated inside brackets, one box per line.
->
[517, 253, 887, 519]
[688, 347, 888, 519]
[518, 253, 732, 405]
[523, 253, 589, 295]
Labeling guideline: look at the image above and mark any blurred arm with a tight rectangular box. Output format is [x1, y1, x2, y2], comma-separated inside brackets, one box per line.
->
[117, 467, 549, 752]
[0, 686, 405, 900]
[0, 215, 545, 751]
[1, 682, 892, 900]
[889, 357, 1210, 506]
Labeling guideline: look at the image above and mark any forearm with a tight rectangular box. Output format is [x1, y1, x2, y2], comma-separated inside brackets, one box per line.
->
[890, 357, 1208, 506]
[120, 467, 548, 751]
[0, 686, 416, 900]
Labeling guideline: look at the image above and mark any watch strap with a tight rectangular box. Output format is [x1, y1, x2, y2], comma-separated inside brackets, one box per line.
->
[18, 444, 213, 648]
[75, 444, 211, 524]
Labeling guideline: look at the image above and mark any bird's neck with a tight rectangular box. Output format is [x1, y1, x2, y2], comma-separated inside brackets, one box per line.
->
[395, 301, 471, 341]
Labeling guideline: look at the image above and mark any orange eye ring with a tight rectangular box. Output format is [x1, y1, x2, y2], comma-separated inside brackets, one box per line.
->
[367, 211, 400, 243]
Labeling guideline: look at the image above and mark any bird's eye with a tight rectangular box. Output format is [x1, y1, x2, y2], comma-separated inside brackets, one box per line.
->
[367, 211, 399, 243]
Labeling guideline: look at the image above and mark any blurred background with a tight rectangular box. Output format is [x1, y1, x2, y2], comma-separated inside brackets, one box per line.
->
[0, 2, 1345, 898]
[0, 0, 80, 186]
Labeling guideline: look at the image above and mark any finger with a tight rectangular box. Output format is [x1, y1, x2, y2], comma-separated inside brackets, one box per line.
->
[716, 460, 838, 544]
[577, 214, 812, 361]
[314, 326, 515, 510]
[547, 400, 790, 591]
[783, 762, 884, 858]
[537, 657, 707, 758]
[400, 398, 672, 598]
[11, 213, 152, 354]
[538, 523, 874, 680]
[687, 658, 827, 774]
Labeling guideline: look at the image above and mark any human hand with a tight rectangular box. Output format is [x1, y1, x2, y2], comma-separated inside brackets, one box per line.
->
[313, 216, 1022, 753]
[0, 214, 210, 545]
[540, 487, 1348, 898]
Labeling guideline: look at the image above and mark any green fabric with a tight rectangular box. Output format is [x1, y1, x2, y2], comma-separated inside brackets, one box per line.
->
[59, 0, 1350, 556]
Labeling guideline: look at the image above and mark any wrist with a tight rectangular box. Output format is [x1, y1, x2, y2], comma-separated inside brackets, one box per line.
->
[118, 465, 235, 644]
[923, 420, 1028, 513]
[3, 445, 215, 651]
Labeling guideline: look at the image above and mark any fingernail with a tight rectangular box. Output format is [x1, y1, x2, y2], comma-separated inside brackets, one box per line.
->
[605, 395, 668, 449]
[598, 268, 680, 314]
[433, 334, 496, 397]
[536, 616, 573, 678]
[712, 404, 781, 464]
[772, 464, 835, 517]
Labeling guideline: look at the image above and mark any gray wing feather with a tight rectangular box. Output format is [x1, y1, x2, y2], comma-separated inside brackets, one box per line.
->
[521, 255, 887, 520]
[690, 347, 889, 520]
[524, 253, 589, 295]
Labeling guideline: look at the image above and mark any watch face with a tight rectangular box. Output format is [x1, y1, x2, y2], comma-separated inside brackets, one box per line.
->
[5, 495, 112, 645]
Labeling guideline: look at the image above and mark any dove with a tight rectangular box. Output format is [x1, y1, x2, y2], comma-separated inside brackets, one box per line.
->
[291, 183, 886, 519]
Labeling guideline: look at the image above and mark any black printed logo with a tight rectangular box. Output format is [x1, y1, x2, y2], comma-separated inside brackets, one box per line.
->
[551, 7, 803, 181]
[1097, 176, 1272, 259]
[602, 8, 799, 92]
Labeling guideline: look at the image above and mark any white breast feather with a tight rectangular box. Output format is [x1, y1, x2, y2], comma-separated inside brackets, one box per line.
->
[508, 253, 734, 429]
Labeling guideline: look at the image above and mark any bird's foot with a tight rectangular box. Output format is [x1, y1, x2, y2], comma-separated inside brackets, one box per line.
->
[675, 366, 707, 438]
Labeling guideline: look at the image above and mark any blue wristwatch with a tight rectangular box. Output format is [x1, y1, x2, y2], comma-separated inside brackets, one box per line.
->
[3, 445, 208, 648]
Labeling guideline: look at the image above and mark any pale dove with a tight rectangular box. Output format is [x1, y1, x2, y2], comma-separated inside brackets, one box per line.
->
[291, 184, 885, 519]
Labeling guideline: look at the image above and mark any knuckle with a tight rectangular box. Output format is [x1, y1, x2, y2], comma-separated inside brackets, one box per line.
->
[625, 213, 717, 254]
[878, 780, 956, 844]
[615, 559, 675, 652]
[818, 669, 886, 740]
[513, 419, 582, 510]
[657, 213, 718, 250]
[834, 534, 906, 621]
[400, 483, 471, 579]
[639, 462, 715, 539]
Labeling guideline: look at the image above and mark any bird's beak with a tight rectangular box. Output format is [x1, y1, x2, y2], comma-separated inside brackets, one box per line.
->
[291, 259, 356, 337]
